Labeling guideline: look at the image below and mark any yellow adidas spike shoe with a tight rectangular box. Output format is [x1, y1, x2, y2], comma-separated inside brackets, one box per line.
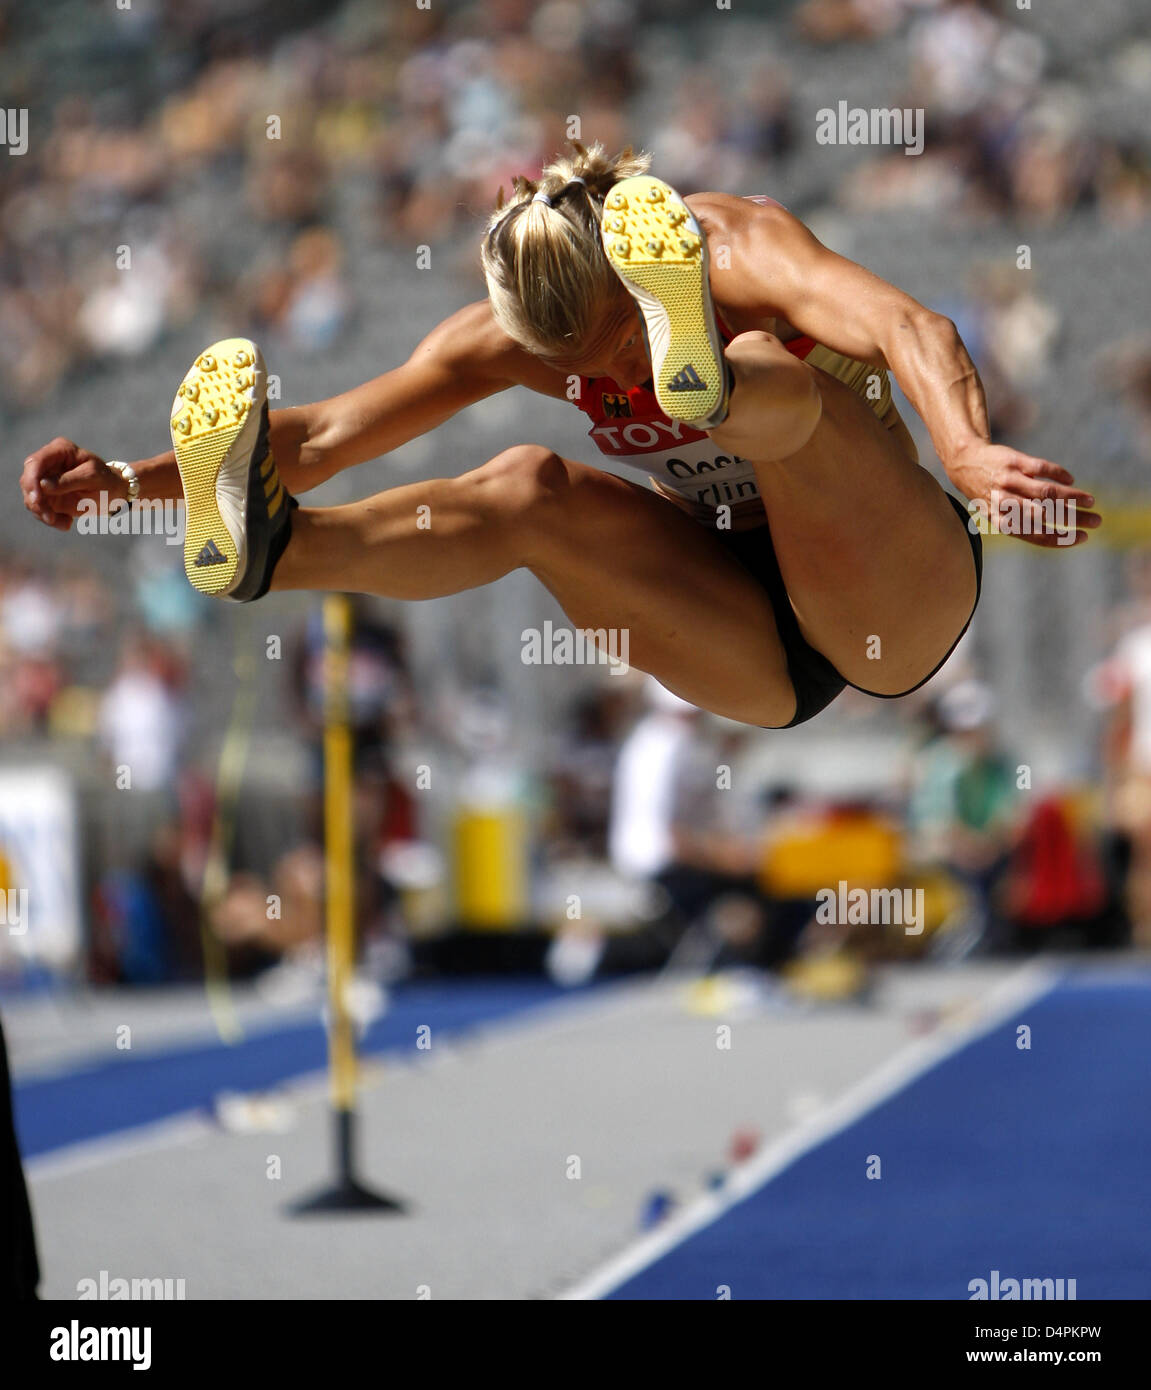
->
[600, 174, 730, 429]
[169, 338, 297, 602]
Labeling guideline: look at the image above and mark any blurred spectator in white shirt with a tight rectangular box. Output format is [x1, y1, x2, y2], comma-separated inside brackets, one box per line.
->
[98, 638, 187, 795]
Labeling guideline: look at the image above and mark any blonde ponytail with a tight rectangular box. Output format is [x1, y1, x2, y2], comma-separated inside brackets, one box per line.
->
[481, 141, 653, 359]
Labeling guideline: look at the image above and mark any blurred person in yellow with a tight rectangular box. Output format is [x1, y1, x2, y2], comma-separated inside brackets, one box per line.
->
[23, 143, 1097, 732]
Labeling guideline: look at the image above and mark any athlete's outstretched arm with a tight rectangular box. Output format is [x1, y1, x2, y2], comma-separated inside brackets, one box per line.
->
[21, 302, 534, 530]
[693, 194, 1101, 546]
[284, 302, 527, 483]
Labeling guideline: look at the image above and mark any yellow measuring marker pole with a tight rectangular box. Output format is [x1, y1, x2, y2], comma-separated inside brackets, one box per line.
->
[323, 594, 356, 1115]
[290, 594, 403, 1215]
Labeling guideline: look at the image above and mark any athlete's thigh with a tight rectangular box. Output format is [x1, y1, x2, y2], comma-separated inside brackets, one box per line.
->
[751, 371, 978, 695]
[523, 458, 797, 726]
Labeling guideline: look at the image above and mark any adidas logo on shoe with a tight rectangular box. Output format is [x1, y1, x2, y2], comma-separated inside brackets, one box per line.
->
[666, 364, 706, 391]
[194, 539, 229, 567]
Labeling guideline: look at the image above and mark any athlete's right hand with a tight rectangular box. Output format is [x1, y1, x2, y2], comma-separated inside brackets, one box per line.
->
[20, 438, 128, 532]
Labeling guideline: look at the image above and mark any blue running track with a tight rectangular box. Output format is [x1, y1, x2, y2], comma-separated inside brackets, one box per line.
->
[13, 980, 567, 1158]
[607, 972, 1151, 1299]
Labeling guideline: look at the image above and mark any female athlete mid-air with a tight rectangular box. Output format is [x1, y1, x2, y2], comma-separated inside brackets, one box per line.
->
[21, 143, 1099, 728]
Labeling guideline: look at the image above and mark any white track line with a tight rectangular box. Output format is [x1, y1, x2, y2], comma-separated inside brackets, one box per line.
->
[557, 959, 1059, 1301]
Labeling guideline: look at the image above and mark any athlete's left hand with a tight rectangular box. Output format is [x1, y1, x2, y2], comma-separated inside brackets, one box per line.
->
[947, 442, 1101, 548]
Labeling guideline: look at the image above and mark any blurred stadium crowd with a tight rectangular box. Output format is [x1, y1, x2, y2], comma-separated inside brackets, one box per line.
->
[2, 0, 1150, 410]
[3, 0, 1151, 997]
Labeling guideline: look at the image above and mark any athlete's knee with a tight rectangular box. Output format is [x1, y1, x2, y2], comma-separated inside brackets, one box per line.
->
[720, 331, 822, 459]
[468, 444, 570, 522]
[727, 333, 821, 422]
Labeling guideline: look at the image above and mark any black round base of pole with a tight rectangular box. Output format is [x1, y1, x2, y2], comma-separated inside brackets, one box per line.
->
[289, 1181, 405, 1215]
[287, 1106, 406, 1216]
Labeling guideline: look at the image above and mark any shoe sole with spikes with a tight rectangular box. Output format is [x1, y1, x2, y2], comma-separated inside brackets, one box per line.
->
[600, 174, 729, 429]
[169, 337, 294, 601]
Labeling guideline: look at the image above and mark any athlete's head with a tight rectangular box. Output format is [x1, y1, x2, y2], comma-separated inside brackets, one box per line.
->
[481, 141, 655, 387]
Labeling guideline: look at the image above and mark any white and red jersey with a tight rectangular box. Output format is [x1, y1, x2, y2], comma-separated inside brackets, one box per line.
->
[574, 319, 818, 511]
[572, 192, 894, 514]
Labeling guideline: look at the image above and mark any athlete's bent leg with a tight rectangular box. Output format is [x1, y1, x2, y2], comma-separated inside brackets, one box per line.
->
[275, 444, 799, 726]
[596, 175, 976, 703]
[272, 447, 547, 599]
[743, 368, 979, 696]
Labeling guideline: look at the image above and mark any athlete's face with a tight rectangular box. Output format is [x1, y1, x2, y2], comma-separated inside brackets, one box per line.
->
[541, 298, 652, 389]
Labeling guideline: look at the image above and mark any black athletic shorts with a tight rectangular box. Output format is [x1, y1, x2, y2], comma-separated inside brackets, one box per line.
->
[715, 491, 982, 728]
